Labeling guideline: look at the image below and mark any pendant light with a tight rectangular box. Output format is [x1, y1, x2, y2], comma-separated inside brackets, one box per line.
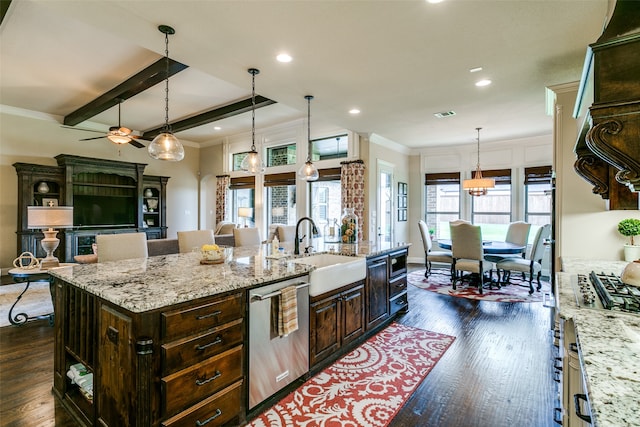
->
[298, 95, 319, 181]
[462, 127, 495, 196]
[240, 68, 264, 174]
[148, 25, 184, 162]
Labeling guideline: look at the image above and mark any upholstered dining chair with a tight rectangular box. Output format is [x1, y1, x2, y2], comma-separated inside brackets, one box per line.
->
[496, 223, 551, 294]
[449, 219, 471, 226]
[177, 229, 216, 253]
[233, 227, 262, 246]
[418, 220, 453, 277]
[276, 225, 297, 243]
[96, 232, 148, 262]
[485, 221, 531, 264]
[450, 222, 494, 294]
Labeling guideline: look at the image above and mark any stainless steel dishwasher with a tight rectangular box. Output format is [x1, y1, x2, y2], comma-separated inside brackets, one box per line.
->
[248, 275, 309, 409]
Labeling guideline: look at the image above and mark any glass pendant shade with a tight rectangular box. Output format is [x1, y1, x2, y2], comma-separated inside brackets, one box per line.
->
[149, 25, 184, 162]
[462, 127, 494, 196]
[240, 149, 264, 174]
[299, 94, 319, 181]
[298, 160, 319, 181]
[149, 132, 185, 161]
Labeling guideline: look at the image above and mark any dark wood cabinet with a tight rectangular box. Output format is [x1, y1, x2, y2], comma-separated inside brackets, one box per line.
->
[365, 255, 389, 331]
[309, 281, 365, 367]
[14, 155, 169, 262]
[53, 277, 245, 427]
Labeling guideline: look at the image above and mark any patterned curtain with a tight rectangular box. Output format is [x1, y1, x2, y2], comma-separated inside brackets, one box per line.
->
[340, 160, 366, 241]
[215, 175, 230, 223]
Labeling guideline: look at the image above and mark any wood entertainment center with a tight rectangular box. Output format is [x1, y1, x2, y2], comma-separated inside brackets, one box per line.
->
[14, 155, 169, 262]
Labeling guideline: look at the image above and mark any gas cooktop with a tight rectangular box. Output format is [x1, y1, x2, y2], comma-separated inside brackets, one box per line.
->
[572, 272, 640, 314]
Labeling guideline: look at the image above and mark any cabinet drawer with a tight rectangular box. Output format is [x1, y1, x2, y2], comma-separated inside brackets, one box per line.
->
[162, 345, 243, 416]
[161, 380, 243, 427]
[389, 275, 407, 299]
[162, 293, 243, 341]
[390, 292, 408, 316]
[162, 319, 244, 376]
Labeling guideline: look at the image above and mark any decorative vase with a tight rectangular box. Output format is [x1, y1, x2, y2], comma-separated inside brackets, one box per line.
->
[623, 244, 640, 262]
[324, 218, 341, 243]
[340, 208, 358, 244]
[37, 181, 49, 194]
[621, 259, 640, 287]
[144, 188, 153, 198]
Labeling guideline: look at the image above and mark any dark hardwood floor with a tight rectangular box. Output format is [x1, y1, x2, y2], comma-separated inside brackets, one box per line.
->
[0, 265, 557, 426]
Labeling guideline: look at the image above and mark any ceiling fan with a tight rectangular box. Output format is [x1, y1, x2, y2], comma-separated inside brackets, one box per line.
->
[66, 100, 148, 148]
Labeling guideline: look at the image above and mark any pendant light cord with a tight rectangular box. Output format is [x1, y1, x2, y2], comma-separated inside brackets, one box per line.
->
[307, 96, 312, 162]
[163, 31, 171, 133]
[476, 127, 481, 169]
[250, 69, 257, 151]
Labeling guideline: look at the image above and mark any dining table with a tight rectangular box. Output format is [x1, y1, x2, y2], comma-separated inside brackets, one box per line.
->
[436, 239, 525, 255]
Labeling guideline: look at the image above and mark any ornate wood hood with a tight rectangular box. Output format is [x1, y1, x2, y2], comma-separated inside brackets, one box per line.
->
[574, 0, 640, 210]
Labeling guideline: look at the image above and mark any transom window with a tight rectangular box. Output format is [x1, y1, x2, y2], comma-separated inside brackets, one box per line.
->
[267, 143, 297, 167]
[311, 134, 348, 161]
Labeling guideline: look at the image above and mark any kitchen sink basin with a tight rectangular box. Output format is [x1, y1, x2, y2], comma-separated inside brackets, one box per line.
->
[291, 254, 366, 296]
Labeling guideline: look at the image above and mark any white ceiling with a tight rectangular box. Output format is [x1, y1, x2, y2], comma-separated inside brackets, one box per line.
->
[0, 0, 610, 149]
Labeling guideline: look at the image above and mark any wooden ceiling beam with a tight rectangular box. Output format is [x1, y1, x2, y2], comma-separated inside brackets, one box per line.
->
[63, 58, 188, 126]
[141, 95, 276, 138]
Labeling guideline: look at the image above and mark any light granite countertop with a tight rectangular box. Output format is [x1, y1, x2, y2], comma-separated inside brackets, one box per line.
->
[558, 257, 640, 427]
[48, 241, 410, 314]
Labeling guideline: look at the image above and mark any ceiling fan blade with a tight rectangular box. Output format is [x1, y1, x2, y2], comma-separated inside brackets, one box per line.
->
[130, 134, 153, 141]
[62, 125, 105, 134]
[79, 136, 107, 141]
[128, 140, 145, 148]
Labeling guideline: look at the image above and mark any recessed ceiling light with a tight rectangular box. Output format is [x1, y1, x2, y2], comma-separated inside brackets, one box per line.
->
[349, 108, 361, 115]
[426, 0, 444, 3]
[475, 79, 492, 87]
[470, 67, 483, 73]
[276, 53, 292, 63]
[214, 126, 221, 131]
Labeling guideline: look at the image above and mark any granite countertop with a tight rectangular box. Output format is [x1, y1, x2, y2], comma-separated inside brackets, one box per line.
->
[49, 241, 411, 314]
[558, 257, 640, 427]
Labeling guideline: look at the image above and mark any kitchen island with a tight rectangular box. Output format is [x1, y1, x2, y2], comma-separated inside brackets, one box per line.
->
[49, 240, 410, 426]
[557, 257, 640, 427]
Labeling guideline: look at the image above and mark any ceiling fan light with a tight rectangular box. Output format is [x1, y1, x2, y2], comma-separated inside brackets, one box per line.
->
[298, 160, 319, 182]
[148, 132, 184, 161]
[107, 133, 131, 145]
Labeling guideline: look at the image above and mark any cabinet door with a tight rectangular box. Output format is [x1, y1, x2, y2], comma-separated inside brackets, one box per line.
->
[366, 257, 389, 330]
[309, 295, 340, 367]
[341, 283, 365, 346]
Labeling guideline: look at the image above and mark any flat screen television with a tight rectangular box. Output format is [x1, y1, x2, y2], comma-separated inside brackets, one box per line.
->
[73, 195, 137, 227]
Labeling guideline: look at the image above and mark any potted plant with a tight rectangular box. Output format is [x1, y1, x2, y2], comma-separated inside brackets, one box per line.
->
[618, 218, 640, 261]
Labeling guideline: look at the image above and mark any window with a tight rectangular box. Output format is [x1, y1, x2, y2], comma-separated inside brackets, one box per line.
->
[471, 169, 511, 241]
[311, 134, 348, 161]
[266, 143, 297, 167]
[310, 168, 342, 234]
[232, 152, 249, 171]
[229, 176, 255, 226]
[264, 172, 296, 226]
[425, 172, 460, 239]
[525, 166, 552, 243]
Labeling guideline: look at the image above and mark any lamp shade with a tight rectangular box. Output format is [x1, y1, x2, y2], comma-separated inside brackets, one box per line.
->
[238, 207, 254, 218]
[27, 206, 74, 229]
[148, 132, 185, 161]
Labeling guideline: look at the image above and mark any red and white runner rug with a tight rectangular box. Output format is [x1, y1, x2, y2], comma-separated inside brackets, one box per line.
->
[407, 269, 550, 303]
[247, 323, 455, 427]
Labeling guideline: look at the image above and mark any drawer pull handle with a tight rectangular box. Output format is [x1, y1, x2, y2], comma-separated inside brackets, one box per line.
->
[574, 394, 592, 423]
[196, 336, 223, 351]
[196, 310, 222, 320]
[196, 371, 222, 386]
[196, 409, 222, 426]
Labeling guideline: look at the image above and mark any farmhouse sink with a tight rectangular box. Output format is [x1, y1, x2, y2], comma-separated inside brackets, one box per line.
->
[291, 254, 367, 296]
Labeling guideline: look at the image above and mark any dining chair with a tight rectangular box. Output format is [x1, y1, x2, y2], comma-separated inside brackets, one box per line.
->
[96, 232, 148, 262]
[177, 229, 216, 253]
[449, 219, 471, 226]
[418, 220, 452, 277]
[485, 221, 531, 264]
[233, 227, 262, 246]
[496, 223, 551, 294]
[450, 222, 494, 294]
[276, 225, 297, 243]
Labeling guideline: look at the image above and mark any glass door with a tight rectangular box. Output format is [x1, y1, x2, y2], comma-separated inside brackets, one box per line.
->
[377, 161, 394, 243]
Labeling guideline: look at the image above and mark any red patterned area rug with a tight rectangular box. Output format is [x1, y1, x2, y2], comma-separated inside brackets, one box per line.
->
[247, 323, 455, 427]
[407, 269, 550, 303]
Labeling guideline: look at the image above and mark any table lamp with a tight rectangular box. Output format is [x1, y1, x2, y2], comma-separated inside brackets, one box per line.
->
[238, 207, 253, 228]
[27, 206, 74, 269]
